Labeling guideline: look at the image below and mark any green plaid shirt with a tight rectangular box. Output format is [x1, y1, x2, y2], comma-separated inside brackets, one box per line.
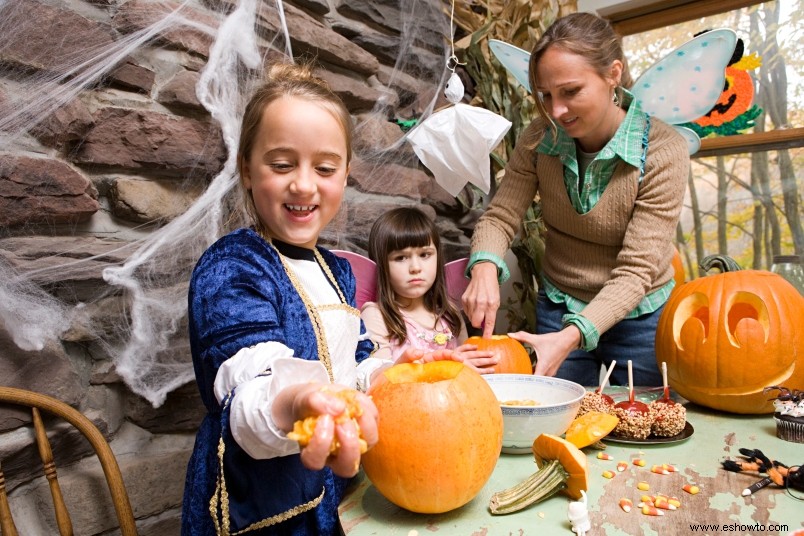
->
[537, 89, 674, 351]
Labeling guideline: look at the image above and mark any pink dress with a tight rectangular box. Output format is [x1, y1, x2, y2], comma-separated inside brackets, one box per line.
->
[389, 311, 458, 361]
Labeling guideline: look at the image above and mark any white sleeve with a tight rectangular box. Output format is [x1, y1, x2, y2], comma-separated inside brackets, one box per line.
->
[218, 347, 330, 459]
[213, 341, 294, 404]
[355, 356, 392, 392]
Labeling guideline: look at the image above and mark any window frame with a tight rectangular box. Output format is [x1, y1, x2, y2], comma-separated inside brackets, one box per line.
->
[606, 0, 804, 158]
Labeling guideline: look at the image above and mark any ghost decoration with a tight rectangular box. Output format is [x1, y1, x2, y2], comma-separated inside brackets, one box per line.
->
[406, 72, 512, 197]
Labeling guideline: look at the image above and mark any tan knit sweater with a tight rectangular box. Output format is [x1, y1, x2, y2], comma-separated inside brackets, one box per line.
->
[470, 116, 689, 336]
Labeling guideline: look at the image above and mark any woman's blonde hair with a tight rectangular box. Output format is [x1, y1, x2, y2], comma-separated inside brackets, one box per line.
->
[528, 12, 633, 134]
[236, 62, 353, 231]
[368, 207, 462, 344]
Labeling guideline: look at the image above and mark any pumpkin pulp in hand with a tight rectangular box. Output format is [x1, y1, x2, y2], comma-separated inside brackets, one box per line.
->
[287, 388, 368, 454]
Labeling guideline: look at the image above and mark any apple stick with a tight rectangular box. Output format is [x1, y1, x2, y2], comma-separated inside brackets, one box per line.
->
[628, 360, 634, 404]
[598, 360, 617, 394]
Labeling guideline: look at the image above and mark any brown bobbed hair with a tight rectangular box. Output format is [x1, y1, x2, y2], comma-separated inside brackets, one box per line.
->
[528, 12, 634, 134]
[236, 61, 353, 235]
[367, 207, 462, 344]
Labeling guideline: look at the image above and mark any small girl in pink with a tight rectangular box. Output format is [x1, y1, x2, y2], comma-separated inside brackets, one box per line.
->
[361, 207, 498, 372]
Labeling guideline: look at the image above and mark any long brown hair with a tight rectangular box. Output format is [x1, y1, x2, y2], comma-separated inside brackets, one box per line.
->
[367, 207, 462, 344]
[236, 62, 353, 234]
[528, 12, 633, 136]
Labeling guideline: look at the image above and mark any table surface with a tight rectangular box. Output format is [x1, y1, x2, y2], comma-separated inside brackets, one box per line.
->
[339, 390, 803, 536]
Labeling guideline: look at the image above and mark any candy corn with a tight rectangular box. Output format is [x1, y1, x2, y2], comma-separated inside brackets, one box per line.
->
[651, 465, 670, 475]
[683, 484, 700, 495]
[602, 470, 616, 479]
[637, 481, 650, 491]
[633, 458, 646, 467]
[597, 452, 614, 460]
[654, 497, 677, 510]
[668, 496, 682, 508]
[662, 463, 677, 473]
[619, 498, 633, 513]
[617, 461, 628, 472]
[641, 505, 664, 516]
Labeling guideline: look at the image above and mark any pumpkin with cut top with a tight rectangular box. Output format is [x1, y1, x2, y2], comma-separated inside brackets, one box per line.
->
[361, 360, 503, 513]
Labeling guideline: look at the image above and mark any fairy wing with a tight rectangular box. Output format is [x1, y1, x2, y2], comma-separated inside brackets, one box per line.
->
[631, 29, 737, 125]
[332, 250, 377, 309]
[631, 29, 737, 153]
[489, 29, 738, 155]
[488, 40, 532, 92]
[445, 257, 469, 307]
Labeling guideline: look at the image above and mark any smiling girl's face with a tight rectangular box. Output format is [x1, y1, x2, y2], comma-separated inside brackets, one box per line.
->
[241, 96, 349, 249]
[535, 45, 623, 153]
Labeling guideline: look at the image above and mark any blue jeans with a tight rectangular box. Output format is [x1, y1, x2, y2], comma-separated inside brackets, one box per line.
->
[535, 290, 664, 387]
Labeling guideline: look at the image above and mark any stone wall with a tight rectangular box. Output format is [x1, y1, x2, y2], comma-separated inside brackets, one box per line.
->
[0, 0, 474, 533]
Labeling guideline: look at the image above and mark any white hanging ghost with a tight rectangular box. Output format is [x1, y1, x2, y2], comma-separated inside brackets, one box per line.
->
[406, 71, 512, 197]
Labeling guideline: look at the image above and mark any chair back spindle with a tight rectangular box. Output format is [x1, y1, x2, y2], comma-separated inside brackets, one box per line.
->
[0, 387, 137, 535]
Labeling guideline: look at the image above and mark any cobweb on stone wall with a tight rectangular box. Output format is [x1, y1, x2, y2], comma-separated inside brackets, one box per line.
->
[0, 0, 450, 406]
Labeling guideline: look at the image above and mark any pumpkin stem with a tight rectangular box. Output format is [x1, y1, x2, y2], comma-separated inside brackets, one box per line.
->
[488, 460, 568, 515]
[700, 254, 742, 274]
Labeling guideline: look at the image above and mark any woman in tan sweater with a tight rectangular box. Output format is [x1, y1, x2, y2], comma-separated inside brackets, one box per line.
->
[462, 13, 689, 387]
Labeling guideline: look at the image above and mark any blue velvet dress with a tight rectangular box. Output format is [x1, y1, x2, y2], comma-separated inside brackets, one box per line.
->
[181, 228, 373, 535]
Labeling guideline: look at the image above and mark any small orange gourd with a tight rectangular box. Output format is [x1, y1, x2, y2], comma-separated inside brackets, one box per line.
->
[465, 335, 532, 374]
[361, 360, 503, 513]
[656, 255, 804, 414]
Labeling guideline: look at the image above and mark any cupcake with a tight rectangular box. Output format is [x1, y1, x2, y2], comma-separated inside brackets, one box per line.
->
[765, 386, 804, 443]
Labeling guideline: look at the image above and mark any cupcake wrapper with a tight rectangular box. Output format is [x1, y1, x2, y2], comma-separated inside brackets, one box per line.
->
[774, 416, 804, 443]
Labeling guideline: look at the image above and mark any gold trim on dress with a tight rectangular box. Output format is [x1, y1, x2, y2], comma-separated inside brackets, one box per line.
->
[210, 395, 326, 535]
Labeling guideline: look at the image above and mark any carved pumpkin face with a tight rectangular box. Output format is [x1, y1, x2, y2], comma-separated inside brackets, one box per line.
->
[694, 66, 754, 127]
[656, 268, 804, 414]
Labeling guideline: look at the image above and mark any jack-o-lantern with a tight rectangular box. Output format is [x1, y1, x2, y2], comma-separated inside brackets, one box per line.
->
[656, 255, 804, 414]
[694, 66, 754, 127]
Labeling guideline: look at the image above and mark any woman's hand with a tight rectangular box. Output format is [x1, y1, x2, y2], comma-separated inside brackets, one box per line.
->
[508, 326, 580, 377]
[462, 262, 501, 338]
[451, 343, 497, 374]
[278, 382, 379, 478]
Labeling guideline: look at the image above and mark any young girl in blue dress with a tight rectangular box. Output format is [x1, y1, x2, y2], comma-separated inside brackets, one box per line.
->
[361, 207, 498, 372]
[182, 63, 434, 535]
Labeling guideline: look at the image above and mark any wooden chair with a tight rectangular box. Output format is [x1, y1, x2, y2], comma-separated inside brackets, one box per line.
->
[0, 386, 137, 535]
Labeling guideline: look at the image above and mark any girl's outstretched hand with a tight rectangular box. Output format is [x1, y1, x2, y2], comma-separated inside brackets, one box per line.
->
[451, 343, 498, 374]
[279, 382, 379, 478]
[394, 348, 465, 365]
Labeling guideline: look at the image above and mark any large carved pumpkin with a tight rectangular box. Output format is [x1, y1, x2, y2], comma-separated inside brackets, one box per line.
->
[465, 335, 533, 374]
[361, 360, 503, 513]
[656, 255, 804, 414]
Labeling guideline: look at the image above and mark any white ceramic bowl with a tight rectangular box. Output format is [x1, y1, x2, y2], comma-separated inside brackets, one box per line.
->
[483, 374, 585, 454]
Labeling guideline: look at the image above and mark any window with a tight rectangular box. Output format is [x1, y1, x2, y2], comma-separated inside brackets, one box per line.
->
[613, 1, 803, 271]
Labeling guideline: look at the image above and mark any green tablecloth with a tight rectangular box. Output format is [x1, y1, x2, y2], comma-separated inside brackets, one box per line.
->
[340, 398, 803, 535]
